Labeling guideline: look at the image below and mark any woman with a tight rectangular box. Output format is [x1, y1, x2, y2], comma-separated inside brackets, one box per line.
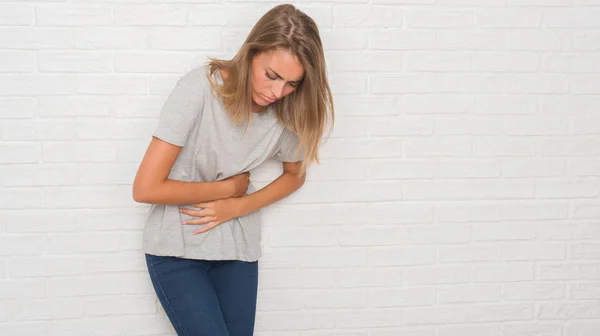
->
[132, 4, 334, 336]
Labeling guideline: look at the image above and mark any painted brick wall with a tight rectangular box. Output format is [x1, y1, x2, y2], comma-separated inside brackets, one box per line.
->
[1, 1, 599, 335]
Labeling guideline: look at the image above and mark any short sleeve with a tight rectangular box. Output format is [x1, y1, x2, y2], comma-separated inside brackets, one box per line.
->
[272, 128, 305, 162]
[152, 68, 207, 147]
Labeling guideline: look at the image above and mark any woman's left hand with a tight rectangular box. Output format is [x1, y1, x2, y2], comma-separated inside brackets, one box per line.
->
[180, 198, 245, 234]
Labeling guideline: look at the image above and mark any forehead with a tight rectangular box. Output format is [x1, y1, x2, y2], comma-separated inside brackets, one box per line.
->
[258, 48, 304, 81]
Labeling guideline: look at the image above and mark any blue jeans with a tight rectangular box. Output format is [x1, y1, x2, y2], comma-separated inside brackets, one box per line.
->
[145, 253, 259, 336]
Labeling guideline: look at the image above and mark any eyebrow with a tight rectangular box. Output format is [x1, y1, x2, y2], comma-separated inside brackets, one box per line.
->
[269, 67, 303, 84]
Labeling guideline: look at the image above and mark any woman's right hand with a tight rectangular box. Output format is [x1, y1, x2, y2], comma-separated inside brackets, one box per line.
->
[224, 172, 250, 197]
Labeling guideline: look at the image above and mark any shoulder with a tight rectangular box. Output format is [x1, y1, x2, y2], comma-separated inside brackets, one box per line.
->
[177, 65, 211, 89]
[280, 127, 299, 142]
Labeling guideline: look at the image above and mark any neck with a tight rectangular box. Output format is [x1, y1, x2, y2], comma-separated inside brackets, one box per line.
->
[252, 102, 268, 113]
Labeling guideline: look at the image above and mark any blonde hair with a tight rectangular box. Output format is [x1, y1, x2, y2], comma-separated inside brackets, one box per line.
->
[206, 4, 334, 172]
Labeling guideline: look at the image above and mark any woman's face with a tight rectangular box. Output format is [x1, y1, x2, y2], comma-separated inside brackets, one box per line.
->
[249, 48, 304, 111]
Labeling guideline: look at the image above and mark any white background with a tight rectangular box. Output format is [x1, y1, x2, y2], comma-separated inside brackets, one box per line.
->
[1, 0, 600, 335]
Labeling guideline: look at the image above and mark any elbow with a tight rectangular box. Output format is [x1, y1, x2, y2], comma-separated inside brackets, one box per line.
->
[132, 183, 153, 203]
[298, 172, 306, 186]
[292, 171, 306, 189]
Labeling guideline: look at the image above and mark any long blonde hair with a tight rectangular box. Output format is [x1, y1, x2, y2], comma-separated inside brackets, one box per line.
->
[206, 4, 334, 172]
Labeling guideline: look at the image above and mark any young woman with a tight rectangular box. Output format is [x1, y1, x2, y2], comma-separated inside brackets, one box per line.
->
[132, 4, 334, 336]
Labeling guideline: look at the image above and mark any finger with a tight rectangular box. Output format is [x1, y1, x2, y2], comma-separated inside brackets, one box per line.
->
[180, 209, 212, 217]
[183, 217, 216, 225]
[193, 222, 218, 234]
[194, 202, 216, 209]
[190, 202, 208, 209]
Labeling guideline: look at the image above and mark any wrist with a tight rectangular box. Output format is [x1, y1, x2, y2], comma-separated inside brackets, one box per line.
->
[235, 195, 251, 217]
[218, 179, 235, 199]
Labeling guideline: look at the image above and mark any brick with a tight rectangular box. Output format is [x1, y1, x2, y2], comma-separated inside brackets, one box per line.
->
[368, 159, 434, 179]
[256, 311, 335, 331]
[47, 276, 122, 297]
[42, 186, 137, 208]
[39, 96, 112, 117]
[0, 51, 35, 73]
[113, 5, 187, 26]
[502, 243, 567, 261]
[539, 301, 600, 319]
[405, 265, 471, 285]
[439, 245, 502, 263]
[403, 94, 470, 114]
[536, 263, 600, 280]
[0, 4, 33, 26]
[333, 95, 401, 116]
[503, 323, 562, 336]
[0, 235, 45, 256]
[476, 9, 543, 28]
[0, 143, 39, 164]
[338, 268, 403, 288]
[404, 304, 533, 324]
[508, 30, 570, 51]
[76, 118, 157, 139]
[38, 51, 112, 73]
[334, 6, 403, 27]
[257, 290, 303, 311]
[36, 5, 112, 26]
[262, 248, 367, 269]
[85, 296, 156, 316]
[404, 51, 471, 72]
[369, 287, 435, 307]
[189, 5, 267, 26]
[438, 30, 506, 50]
[472, 52, 539, 72]
[503, 283, 565, 300]
[114, 52, 190, 73]
[327, 51, 402, 72]
[0, 280, 46, 299]
[473, 222, 537, 241]
[438, 284, 501, 303]
[0, 75, 75, 96]
[42, 141, 117, 163]
[370, 29, 437, 50]
[0, 188, 42, 210]
[73, 27, 149, 50]
[150, 27, 222, 50]
[1, 119, 77, 141]
[338, 226, 403, 246]
[369, 247, 437, 267]
[403, 225, 470, 244]
[76, 75, 147, 95]
[335, 309, 402, 328]
[320, 28, 368, 50]
[304, 290, 368, 309]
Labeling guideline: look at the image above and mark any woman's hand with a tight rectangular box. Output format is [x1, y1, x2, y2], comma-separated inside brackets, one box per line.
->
[180, 197, 246, 235]
[223, 172, 250, 197]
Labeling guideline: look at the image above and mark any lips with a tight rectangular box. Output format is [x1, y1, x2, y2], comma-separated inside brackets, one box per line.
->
[261, 94, 276, 103]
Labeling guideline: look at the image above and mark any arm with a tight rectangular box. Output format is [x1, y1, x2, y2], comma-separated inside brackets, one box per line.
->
[132, 137, 235, 205]
[237, 161, 306, 217]
[181, 161, 305, 234]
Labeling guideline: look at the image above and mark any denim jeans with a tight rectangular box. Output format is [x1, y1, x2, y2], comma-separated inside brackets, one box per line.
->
[145, 253, 259, 336]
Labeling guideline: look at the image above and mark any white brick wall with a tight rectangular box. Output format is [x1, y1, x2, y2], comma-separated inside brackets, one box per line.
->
[0, 0, 599, 335]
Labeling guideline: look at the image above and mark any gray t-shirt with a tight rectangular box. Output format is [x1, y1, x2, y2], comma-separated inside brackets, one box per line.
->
[142, 65, 302, 262]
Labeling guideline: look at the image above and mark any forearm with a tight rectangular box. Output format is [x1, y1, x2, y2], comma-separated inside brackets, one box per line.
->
[238, 172, 305, 216]
[134, 179, 232, 205]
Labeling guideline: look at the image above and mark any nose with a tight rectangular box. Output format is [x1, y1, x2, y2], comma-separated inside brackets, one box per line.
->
[271, 81, 285, 99]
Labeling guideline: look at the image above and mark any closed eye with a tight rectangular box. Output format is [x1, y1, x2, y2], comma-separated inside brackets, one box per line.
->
[267, 67, 302, 88]
[265, 71, 277, 80]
